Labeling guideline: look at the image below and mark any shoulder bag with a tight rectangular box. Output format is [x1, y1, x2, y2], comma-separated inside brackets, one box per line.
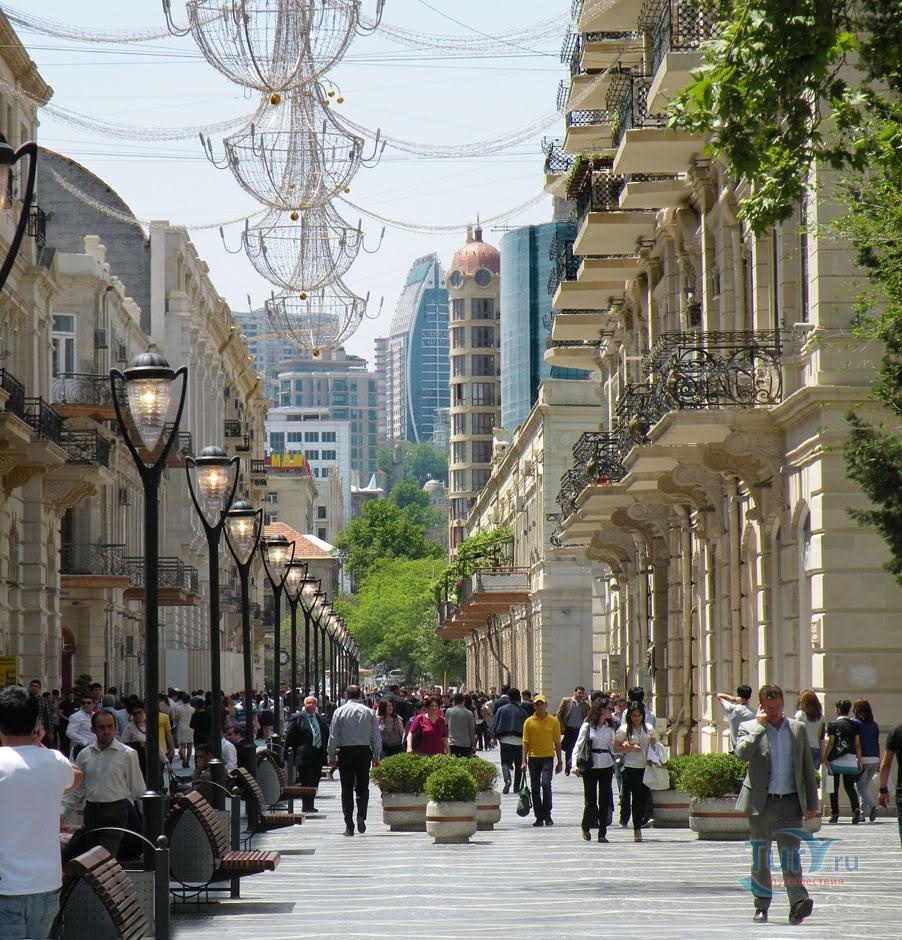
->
[516, 777, 532, 817]
[575, 722, 593, 771]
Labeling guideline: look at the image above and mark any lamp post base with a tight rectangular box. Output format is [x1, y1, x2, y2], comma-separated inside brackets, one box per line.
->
[141, 790, 166, 870]
[238, 742, 258, 775]
[208, 758, 226, 810]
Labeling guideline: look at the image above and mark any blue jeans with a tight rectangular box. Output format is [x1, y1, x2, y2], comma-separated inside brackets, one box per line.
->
[856, 764, 877, 812]
[0, 889, 60, 939]
[528, 756, 554, 821]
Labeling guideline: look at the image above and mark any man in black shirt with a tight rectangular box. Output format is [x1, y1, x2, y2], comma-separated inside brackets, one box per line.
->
[878, 723, 902, 848]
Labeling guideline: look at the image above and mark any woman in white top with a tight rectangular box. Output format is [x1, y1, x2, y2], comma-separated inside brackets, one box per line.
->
[794, 689, 825, 770]
[615, 702, 658, 842]
[175, 692, 195, 769]
[573, 699, 617, 842]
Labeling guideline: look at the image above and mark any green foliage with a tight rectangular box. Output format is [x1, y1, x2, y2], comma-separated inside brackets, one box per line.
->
[467, 757, 499, 791]
[431, 526, 514, 604]
[675, 752, 747, 798]
[371, 753, 434, 793]
[389, 482, 444, 532]
[72, 674, 94, 701]
[334, 499, 443, 584]
[664, 754, 696, 791]
[424, 763, 478, 802]
[412, 609, 466, 684]
[378, 442, 448, 489]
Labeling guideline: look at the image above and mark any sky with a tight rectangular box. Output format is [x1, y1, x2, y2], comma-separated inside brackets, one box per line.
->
[16, 0, 572, 365]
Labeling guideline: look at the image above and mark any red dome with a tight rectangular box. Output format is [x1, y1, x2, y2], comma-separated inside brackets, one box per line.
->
[450, 224, 500, 276]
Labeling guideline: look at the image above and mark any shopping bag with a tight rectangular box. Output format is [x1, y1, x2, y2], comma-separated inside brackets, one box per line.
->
[516, 779, 532, 817]
[643, 763, 670, 791]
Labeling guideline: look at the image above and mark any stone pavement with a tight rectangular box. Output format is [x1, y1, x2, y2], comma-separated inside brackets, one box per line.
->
[171, 752, 901, 940]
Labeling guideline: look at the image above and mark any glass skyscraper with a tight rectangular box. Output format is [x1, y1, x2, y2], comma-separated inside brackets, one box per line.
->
[500, 221, 588, 432]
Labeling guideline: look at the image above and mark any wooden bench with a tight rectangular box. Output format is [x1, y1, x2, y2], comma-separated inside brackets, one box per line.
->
[230, 767, 303, 832]
[257, 748, 318, 808]
[52, 846, 148, 940]
[165, 790, 280, 893]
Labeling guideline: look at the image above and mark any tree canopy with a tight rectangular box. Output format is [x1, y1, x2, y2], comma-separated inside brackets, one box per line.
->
[377, 441, 448, 489]
[389, 481, 444, 532]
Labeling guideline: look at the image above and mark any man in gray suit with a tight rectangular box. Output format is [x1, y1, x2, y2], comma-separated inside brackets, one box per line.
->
[735, 684, 819, 926]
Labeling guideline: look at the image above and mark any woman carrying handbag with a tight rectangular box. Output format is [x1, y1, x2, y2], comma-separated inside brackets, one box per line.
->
[573, 699, 617, 842]
[615, 702, 658, 842]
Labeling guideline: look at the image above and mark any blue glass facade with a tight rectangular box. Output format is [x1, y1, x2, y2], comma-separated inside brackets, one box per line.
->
[500, 221, 587, 431]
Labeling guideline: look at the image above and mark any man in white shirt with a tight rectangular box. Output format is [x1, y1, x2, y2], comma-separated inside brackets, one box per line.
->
[62, 711, 146, 858]
[0, 685, 82, 939]
[716, 684, 755, 748]
[65, 695, 97, 754]
[221, 732, 238, 772]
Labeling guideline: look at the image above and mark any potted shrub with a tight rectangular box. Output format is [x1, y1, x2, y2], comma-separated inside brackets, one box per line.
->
[678, 752, 750, 841]
[652, 754, 695, 829]
[467, 757, 501, 831]
[372, 754, 432, 832]
[424, 764, 478, 844]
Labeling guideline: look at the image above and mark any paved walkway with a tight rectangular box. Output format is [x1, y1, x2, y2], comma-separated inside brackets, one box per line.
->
[172, 752, 901, 940]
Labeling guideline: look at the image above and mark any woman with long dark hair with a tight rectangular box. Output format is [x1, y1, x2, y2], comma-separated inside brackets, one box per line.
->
[573, 698, 617, 842]
[853, 698, 880, 822]
[615, 701, 657, 842]
[377, 698, 405, 757]
[794, 689, 825, 770]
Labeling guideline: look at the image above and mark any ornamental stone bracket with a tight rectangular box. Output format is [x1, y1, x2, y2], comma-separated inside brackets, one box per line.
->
[43, 466, 98, 516]
[3, 461, 48, 496]
[586, 524, 638, 574]
[0, 445, 32, 497]
[703, 427, 786, 512]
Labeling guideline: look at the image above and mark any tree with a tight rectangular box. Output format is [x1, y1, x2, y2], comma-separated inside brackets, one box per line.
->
[333, 499, 443, 585]
[389, 481, 443, 531]
[402, 442, 448, 488]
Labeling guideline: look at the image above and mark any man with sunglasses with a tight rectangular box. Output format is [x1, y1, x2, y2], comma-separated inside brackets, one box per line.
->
[65, 695, 97, 757]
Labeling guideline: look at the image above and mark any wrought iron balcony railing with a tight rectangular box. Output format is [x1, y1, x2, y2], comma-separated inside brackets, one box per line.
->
[556, 466, 587, 519]
[557, 79, 570, 112]
[124, 556, 199, 594]
[650, 0, 722, 79]
[250, 458, 266, 474]
[542, 137, 574, 176]
[573, 165, 627, 229]
[547, 229, 580, 295]
[608, 72, 666, 148]
[28, 204, 47, 250]
[0, 368, 25, 420]
[573, 429, 628, 487]
[61, 430, 111, 467]
[562, 27, 641, 77]
[566, 108, 616, 129]
[60, 542, 127, 577]
[51, 372, 114, 410]
[24, 398, 63, 445]
[224, 419, 243, 438]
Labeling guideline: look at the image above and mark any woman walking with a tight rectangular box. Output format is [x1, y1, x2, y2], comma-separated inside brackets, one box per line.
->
[794, 689, 826, 770]
[573, 699, 617, 842]
[378, 699, 405, 757]
[615, 702, 657, 842]
[853, 699, 880, 822]
[175, 691, 195, 768]
[406, 695, 449, 755]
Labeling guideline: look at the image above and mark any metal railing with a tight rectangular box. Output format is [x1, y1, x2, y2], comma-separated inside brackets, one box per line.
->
[61, 430, 111, 467]
[547, 229, 580, 295]
[250, 458, 266, 474]
[542, 137, 574, 176]
[28, 204, 46, 250]
[573, 165, 627, 228]
[0, 368, 25, 419]
[566, 108, 616, 128]
[51, 372, 114, 409]
[651, 0, 722, 78]
[24, 398, 63, 444]
[608, 72, 666, 147]
[60, 542, 127, 577]
[573, 429, 628, 486]
[125, 556, 200, 594]
[224, 419, 242, 438]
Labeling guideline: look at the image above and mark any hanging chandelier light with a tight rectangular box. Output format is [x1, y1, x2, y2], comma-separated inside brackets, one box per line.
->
[200, 85, 384, 212]
[264, 279, 376, 357]
[224, 203, 383, 293]
[163, 1, 385, 100]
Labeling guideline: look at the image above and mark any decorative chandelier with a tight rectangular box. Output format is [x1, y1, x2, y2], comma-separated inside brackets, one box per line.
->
[163, 1, 385, 98]
[201, 85, 384, 212]
[264, 279, 373, 357]
[226, 203, 382, 292]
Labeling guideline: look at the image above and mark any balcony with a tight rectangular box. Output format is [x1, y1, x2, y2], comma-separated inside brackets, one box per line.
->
[224, 419, 243, 438]
[24, 398, 63, 445]
[550, 309, 614, 342]
[544, 339, 599, 371]
[647, 0, 721, 112]
[456, 567, 530, 616]
[547, 227, 579, 296]
[28, 203, 46, 251]
[564, 107, 617, 154]
[60, 542, 130, 590]
[124, 556, 200, 606]
[251, 458, 266, 474]
[60, 430, 112, 467]
[573, 209, 656, 257]
[618, 174, 687, 209]
[576, 255, 643, 286]
[0, 368, 26, 421]
[573, 0, 638, 33]
[542, 137, 574, 197]
[51, 372, 116, 421]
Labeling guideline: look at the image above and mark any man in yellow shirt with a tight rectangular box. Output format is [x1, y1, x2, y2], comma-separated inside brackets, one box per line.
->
[521, 695, 563, 826]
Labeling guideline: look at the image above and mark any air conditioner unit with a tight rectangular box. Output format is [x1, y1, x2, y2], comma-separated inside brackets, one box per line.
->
[94, 329, 108, 349]
[599, 654, 624, 691]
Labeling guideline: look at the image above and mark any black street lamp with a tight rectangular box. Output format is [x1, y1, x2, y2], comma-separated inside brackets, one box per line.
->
[312, 599, 330, 702]
[259, 533, 295, 742]
[224, 499, 263, 773]
[0, 139, 38, 294]
[283, 562, 312, 713]
[303, 590, 326, 695]
[111, 351, 188, 853]
[185, 445, 239, 806]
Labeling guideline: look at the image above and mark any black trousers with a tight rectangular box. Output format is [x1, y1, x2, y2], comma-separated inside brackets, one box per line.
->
[84, 799, 130, 858]
[297, 759, 322, 811]
[829, 771, 861, 817]
[621, 766, 650, 831]
[450, 745, 471, 758]
[562, 726, 580, 771]
[581, 766, 614, 833]
[337, 745, 372, 827]
[499, 742, 523, 792]
[528, 756, 554, 821]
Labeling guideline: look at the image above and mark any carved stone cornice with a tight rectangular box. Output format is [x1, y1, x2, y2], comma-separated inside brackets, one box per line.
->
[586, 525, 638, 573]
[3, 462, 48, 495]
[43, 472, 97, 516]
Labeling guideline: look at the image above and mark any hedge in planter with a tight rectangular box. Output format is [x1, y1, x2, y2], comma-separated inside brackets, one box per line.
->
[467, 757, 501, 830]
[424, 764, 478, 844]
[678, 753, 749, 841]
[372, 754, 434, 832]
[467, 757, 498, 792]
[651, 755, 696, 829]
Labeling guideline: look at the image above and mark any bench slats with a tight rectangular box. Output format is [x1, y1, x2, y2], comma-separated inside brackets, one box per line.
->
[230, 767, 303, 831]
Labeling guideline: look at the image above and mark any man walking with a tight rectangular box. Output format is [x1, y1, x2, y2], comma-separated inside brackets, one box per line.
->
[66, 694, 97, 756]
[878, 719, 902, 847]
[735, 684, 819, 925]
[716, 684, 755, 748]
[285, 695, 330, 812]
[555, 686, 588, 775]
[62, 710, 146, 858]
[27, 679, 54, 747]
[521, 695, 563, 827]
[489, 688, 527, 793]
[0, 685, 82, 939]
[328, 685, 381, 837]
[446, 692, 476, 757]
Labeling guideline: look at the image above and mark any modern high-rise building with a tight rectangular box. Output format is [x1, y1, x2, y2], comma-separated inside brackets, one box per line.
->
[233, 307, 299, 403]
[500, 221, 589, 432]
[378, 253, 450, 444]
[447, 225, 501, 552]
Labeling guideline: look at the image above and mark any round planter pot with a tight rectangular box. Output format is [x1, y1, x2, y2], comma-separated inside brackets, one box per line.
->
[475, 790, 501, 831]
[651, 788, 691, 828]
[381, 791, 428, 832]
[425, 800, 477, 844]
[689, 796, 750, 841]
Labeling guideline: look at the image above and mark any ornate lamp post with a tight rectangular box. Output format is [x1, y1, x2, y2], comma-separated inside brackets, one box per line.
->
[185, 446, 240, 806]
[283, 561, 311, 713]
[224, 499, 263, 773]
[299, 580, 322, 695]
[312, 599, 330, 702]
[110, 352, 188, 850]
[259, 533, 295, 741]
[0, 139, 38, 293]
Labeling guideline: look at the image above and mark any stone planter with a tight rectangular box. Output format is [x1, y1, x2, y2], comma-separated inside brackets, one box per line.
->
[425, 800, 477, 844]
[689, 796, 749, 841]
[380, 792, 428, 832]
[475, 790, 501, 831]
[651, 788, 691, 828]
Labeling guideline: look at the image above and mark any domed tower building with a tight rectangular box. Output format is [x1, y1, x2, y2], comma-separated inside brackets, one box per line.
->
[447, 224, 501, 552]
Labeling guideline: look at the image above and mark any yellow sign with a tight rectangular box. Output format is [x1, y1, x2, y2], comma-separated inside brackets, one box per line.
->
[0, 656, 17, 687]
[266, 452, 309, 473]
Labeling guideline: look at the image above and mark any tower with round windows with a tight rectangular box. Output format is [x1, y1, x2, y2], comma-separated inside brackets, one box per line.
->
[447, 224, 501, 552]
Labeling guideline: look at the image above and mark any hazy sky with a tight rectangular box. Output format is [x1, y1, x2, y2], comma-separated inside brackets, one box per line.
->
[21, 1, 570, 364]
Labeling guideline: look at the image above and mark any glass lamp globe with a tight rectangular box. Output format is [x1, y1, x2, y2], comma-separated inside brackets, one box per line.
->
[123, 352, 176, 452]
[194, 445, 231, 517]
[226, 500, 258, 563]
[284, 559, 308, 600]
[262, 533, 292, 580]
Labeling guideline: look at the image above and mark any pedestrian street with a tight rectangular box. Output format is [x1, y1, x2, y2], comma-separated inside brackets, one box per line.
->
[171, 750, 901, 940]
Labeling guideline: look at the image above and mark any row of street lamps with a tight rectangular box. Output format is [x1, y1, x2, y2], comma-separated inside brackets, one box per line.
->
[111, 352, 360, 846]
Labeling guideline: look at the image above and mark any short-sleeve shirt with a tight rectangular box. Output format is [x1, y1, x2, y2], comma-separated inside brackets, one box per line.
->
[411, 714, 447, 755]
[522, 714, 561, 759]
[826, 716, 859, 760]
[886, 725, 902, 802]
[445, 705, 476, 748]
[0, 746, 74, 894]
